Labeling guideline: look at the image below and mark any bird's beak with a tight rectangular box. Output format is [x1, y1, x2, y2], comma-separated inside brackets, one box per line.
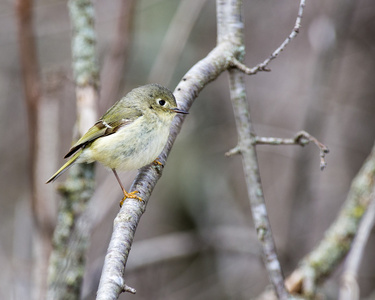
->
[170, 107, 189, 114]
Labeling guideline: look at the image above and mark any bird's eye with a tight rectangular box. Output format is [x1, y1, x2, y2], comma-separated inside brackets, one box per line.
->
[158, 99, 166, 106]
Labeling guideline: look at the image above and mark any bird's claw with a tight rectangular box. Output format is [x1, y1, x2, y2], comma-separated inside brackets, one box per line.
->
[119, 190, 142, 207]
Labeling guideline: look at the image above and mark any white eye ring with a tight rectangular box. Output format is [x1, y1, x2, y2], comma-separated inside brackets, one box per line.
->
[157, 99, 166, 106]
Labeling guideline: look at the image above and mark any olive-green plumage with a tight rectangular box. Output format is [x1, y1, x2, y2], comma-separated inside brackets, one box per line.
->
[46, 84, 188, 202]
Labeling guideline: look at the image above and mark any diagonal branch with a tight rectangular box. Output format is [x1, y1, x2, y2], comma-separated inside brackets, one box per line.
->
[339, 188, 375, 300]
[97, 0, 309, 298]
[96, 41, 233, 299]
[257, 141, 375, 299]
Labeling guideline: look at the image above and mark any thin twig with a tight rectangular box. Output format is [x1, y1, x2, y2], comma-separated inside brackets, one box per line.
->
[226, 130, 329, 170]
[230, 0, 306, 75]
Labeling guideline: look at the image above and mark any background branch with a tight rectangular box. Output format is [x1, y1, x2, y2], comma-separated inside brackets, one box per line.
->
[47, 0, 99, 298]
[258, 141, 375, 299]
[230, 0, 306, 75]
[339, 189, 375, 300]
[15, 0, 55, 298]
[288, 142, 375, 296]
[254, 131, 329, 170]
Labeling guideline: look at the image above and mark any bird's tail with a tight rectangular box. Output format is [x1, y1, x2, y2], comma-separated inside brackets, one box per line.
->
[46, 149, 83, 183]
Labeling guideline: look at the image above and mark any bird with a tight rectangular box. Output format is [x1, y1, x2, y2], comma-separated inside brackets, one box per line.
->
[46, 83, 188, 204]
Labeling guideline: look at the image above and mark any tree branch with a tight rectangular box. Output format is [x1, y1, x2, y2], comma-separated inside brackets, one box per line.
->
[226, 130, 330, 170]
[96, 40, 233, 299]
[257, 142, 375, 299]
[97, 0, 310, 298]
[47, 0, 99, 298]
[230, 0, 306, 75]
[220, 0, 289, 297]
[339, 189, 375, 300]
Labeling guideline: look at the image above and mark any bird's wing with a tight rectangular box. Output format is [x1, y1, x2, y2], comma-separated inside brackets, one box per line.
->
[64, 108, 142, 158]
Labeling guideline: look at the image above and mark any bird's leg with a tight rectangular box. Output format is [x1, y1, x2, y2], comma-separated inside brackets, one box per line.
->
[112, 169, 142, 206]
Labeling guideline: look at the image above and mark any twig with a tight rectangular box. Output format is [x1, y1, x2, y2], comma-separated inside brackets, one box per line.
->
[339, 189, 375, 300]
[226, 130, 329, 170]
[230, 0, 306, 75]
[228, 69, 290, 300]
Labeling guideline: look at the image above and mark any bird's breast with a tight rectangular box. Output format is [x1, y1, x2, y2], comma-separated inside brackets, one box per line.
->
[81, 116, 171, 170]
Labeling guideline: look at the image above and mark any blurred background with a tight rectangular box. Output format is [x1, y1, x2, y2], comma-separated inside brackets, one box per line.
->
[1, 0, 375, 299]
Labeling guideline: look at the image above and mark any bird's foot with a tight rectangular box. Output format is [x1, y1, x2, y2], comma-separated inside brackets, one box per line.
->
[152, 159, 164, 167]
[119, 190, 142, 207]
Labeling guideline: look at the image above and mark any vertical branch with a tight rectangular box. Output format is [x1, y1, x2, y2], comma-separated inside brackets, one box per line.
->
[15, 0, 41, 195]
[228, 70, 289, 300]
[15, 0, 55, 298]
[47, 0, 99, 299]
[217, 0, 289, 298]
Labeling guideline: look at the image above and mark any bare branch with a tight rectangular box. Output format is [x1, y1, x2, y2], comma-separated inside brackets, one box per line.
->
[97, 0, 310, 297]
[15, 0, 54, 298]
[256, 131, 329, 170]
[339, 189, 375, 300]
[227, 131, 329, 170]
[230, 0, 306, 75]
[47, 0, 99, 298]
[219, 0, 290, 298]
[96, 40, 233, 300]
[256, 142, 375, 300]
[228, 68, 290, 299]
[289, 143, 375, 296]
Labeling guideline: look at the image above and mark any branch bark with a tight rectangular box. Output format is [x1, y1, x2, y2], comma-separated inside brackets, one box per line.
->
[47, 0, 99, 299]
[97, 0, 308, 298]
[339, 192, 375, 300]
[96, 39, 233, 300]
[257, 141, 375, 299]
[220, 0, 289, 297]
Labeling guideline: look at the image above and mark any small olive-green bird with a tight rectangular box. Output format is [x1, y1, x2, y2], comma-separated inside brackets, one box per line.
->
[47, 84, 188, 203]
